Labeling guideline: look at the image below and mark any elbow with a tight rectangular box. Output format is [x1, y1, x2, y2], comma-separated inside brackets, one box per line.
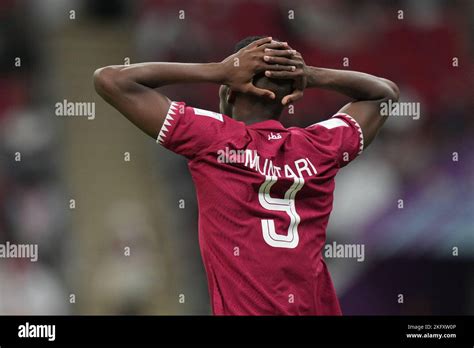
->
[93, 66, 124, 97]
[94, 66, 116, 96]
[380, 78, 400, 102]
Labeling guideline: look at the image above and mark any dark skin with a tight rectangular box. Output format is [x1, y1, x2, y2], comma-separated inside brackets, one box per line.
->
[94, 37, 292, 137]
[262, 48, 400, 147]
[94, 36, 399, 149]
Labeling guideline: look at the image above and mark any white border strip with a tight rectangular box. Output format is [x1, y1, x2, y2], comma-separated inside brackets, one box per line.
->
[332, 113, 364, 155]
[157, 101, 178, 144]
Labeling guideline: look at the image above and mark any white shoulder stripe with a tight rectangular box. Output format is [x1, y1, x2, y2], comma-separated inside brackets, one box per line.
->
[316, 118, 349, 129]
[193, 107, 223, 122]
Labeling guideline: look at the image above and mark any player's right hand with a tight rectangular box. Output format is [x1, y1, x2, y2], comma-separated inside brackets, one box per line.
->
[263, 49, 308, 105]
[219, 37, 297, 99]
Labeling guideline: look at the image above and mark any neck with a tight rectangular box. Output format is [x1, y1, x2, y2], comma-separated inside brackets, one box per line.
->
[232, 100, 280, 125]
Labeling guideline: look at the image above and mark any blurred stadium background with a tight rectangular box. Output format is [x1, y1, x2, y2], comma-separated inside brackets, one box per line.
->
[0, 0, 472, 315]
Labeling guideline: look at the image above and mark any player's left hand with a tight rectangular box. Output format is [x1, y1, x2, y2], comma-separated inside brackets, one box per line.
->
[263, 49, 308, 105]
[220, 37, 297, 99]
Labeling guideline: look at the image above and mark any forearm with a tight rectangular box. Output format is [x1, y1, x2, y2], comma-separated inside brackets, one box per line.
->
[306, 67, 399, 101]
[93, 62, 225, 139]
[95, 62, 224, 91]
[93, 37, 292, 139]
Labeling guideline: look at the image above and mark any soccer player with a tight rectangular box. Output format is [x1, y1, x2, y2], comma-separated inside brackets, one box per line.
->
[94, 36, 399, 315]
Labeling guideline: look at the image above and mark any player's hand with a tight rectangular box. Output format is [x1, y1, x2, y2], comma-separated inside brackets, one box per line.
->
[263, 49, 308, 105]
[220, 37, 297, 99]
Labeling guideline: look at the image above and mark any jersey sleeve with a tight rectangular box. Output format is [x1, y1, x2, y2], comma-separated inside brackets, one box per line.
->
[305, 113, 364, 168]
[156, 101, 245, 159]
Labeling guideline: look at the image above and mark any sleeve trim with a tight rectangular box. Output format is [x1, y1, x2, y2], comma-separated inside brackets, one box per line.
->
[332, 113, 364, 155]
[156, 101, 179, 145]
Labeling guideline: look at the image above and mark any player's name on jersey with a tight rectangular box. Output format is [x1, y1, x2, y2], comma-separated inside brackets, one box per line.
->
[217, 147, 317, 179]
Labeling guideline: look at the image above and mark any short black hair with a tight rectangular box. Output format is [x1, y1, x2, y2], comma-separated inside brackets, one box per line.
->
[233, 36, 293, 113]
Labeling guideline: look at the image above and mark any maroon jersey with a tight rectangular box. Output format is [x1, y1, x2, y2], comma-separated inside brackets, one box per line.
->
[157, 101, 364, 315]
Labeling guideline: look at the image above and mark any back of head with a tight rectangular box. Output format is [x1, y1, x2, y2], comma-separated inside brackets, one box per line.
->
[234, 36, 294, 117]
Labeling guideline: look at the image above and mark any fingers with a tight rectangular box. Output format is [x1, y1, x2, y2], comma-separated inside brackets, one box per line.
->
[282, 90, 304, 105]
[262, 63, 296, 72]
[245, 83, 276, 99]
[260, 41, 290, 51]
[263, 55, 301, 67]
[249, 37, 272, 48]
[281, 76, 306, 105]
[265, 70, 301, 79]
[263, 48, 297, 57]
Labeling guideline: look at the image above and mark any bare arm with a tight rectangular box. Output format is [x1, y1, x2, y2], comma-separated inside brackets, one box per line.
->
[93, 62, 222, 138]
[264, 51, 399, 148]
[93, 38, 294, 139]
[307, 67, 399, 147]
